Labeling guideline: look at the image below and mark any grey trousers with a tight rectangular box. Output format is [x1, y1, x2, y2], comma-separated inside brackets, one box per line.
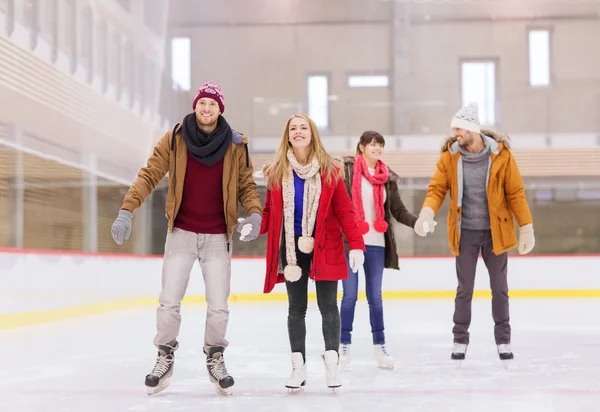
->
[153, 228, 232, 354]
[453, 229, 510, 345]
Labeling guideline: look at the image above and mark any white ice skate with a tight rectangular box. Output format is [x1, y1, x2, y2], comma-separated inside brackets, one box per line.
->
[497, 343, 514, 360]
[339, 343, 350, 369]
[285, 352, 307, 391]
[451, 343, 467, 361]
[374, 344, 395, 369]
[322, 350, 342, 390]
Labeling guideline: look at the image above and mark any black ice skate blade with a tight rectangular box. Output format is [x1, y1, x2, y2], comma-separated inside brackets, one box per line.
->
[285, 381, 306, 390]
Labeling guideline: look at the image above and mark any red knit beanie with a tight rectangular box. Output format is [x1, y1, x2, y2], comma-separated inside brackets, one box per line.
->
[192, 82, 225, 114]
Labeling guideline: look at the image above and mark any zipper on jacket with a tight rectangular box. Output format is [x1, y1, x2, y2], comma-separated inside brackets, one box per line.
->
[170, 123, 180, 230]
[224, 146, 234, 238]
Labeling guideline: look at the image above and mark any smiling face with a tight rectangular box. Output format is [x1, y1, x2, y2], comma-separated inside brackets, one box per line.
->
[453, 127, 478, 149]
[287, 116, 312, 150]
[359, 140, 385, 164]
[194, 97, 220, 126]
[356, 131, 386, 165]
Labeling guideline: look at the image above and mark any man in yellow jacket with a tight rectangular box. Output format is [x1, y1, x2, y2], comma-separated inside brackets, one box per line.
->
[414, 102, 535, 361]
[110, 82, 262, 395]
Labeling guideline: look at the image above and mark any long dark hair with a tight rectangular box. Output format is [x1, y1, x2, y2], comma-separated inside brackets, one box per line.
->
[356, 130, 386, 155]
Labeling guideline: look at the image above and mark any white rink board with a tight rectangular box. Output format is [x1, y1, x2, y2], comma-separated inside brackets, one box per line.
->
[1, 250, 599, 314]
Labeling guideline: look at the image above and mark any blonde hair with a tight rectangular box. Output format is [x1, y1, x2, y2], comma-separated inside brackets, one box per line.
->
[265, 113, 343, 189]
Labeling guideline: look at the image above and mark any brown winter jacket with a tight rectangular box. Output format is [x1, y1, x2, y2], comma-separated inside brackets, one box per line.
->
[422, 129, 533, 256]
[121, 122, 262, 239]
[342, 156, 417, 270]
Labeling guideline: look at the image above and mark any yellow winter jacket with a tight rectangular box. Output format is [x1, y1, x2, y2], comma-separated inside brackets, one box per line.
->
[422, 130, 533, 256]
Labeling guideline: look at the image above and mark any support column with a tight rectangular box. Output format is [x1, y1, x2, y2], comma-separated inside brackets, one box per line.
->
[8, 123, 24, 248]
[82, 153, 98, 252]
[392, 3, 413, 137]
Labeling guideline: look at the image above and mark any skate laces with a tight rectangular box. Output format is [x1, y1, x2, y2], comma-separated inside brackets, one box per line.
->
[341, 344, 349, 356]
[208, 356, 229, 380]
[379, 344, 389, 356]
[150, 354, 173, 378]
[452, 343, 467, 353]
[497, 344, 512, 354]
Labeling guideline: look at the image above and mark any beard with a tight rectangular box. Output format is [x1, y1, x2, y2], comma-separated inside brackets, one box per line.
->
[456, 135, 470, 147]
[196, 112, 219, 127]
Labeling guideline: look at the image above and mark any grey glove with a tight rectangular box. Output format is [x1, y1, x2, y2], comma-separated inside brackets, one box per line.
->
[111, 210, 133, 245]
[236, 212, 261, 242]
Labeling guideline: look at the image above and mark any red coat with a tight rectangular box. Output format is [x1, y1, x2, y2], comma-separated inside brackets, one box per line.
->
[259, 171, 366, 293]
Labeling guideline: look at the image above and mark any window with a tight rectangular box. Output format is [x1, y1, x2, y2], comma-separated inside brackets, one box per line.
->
[170, 37, 191, 91]
[529, 29, 550, 87]
[307, 75, 329, 130]
[96, 19, 107, 92]
[461, 61, 496, 125]
[348, 75, 389, 88]
[26, 0, 39, 49]
[111, 31, 122, 99]
[80, 6, 93, 83]
[123, 41, 134, 107]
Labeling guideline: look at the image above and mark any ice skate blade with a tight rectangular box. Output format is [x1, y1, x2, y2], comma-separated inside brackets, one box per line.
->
[215, 383, 233, 396]
[285, 380, 306, 389]
[453, 359, 464, 369]
[501, 359, 516, 370]
[146, 377, 170, 395]
[377, 363, 395, 370]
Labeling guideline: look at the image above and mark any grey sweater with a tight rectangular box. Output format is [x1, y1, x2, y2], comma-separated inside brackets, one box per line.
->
[459, 139, 491, 230]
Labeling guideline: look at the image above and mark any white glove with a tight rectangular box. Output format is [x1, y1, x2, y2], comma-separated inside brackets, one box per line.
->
[349, 249, 364, 273]
[414, 207, 437, 237]
[518, 224, 535, 255]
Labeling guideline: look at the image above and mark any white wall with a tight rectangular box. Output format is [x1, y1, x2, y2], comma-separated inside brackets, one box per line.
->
[2, 250, 599, 315]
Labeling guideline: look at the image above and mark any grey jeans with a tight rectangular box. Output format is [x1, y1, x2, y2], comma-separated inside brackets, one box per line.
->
[153, 228, 232, 354]
[453, 229, 510, 345]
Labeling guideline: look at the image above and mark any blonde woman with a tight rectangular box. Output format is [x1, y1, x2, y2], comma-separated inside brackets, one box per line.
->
[259, 114, 365, 390]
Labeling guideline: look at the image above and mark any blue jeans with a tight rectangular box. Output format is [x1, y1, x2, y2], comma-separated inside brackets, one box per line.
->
[340, 245, 386, 345]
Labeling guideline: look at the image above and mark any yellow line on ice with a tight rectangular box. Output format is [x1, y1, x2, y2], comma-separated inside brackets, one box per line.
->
[2, 290, 600, 329]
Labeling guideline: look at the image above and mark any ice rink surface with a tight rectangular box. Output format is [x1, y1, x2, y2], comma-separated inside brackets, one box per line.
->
[2, 298, 600, 412]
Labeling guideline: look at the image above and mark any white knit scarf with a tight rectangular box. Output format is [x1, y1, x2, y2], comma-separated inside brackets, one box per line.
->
[282, 149, 322, 282]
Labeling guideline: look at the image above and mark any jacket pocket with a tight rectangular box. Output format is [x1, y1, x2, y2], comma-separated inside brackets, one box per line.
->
[325, 230, 345, 265]
[496, 211, 516, 248]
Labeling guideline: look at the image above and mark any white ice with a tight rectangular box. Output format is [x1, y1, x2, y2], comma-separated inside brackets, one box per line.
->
[1, 299, 600, 412]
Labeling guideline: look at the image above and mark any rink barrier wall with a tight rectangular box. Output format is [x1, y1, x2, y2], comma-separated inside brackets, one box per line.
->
[1, 249, 599, 329]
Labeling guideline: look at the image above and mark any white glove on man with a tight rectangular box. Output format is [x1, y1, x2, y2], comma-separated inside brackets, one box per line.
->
[518, 224, 535, 255]
[349, 249, 365, 273]
[414, 207, 437, 237]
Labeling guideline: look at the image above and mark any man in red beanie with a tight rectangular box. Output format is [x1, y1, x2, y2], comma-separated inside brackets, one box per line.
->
[111, 81, 262, 396]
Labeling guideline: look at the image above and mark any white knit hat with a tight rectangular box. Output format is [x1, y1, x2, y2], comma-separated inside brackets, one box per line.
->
[450, 102, 480, 133]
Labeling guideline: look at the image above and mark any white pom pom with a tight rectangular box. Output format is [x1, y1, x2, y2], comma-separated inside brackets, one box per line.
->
[284, 265, 303, 282]
[298, 236, 314, 253]
[468, 102, 479, 111]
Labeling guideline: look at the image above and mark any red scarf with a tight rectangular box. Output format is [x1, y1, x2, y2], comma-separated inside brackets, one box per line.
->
[352, 154, 389, 234]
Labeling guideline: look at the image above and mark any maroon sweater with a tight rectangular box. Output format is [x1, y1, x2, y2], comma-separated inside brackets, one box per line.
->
[174, 153, 226, 234]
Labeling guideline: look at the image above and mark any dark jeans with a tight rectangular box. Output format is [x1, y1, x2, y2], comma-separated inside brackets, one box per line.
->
[453, 229, 510, 345]
[340, 245, 386, 345]
[284, 237, 340, 361]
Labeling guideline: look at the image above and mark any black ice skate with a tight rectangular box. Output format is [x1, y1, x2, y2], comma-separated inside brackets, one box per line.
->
[451, 343, 468, 360]
[206, 346, 234, 395]
[497, 344, 514, 361]
[145, 345, 175, 395]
